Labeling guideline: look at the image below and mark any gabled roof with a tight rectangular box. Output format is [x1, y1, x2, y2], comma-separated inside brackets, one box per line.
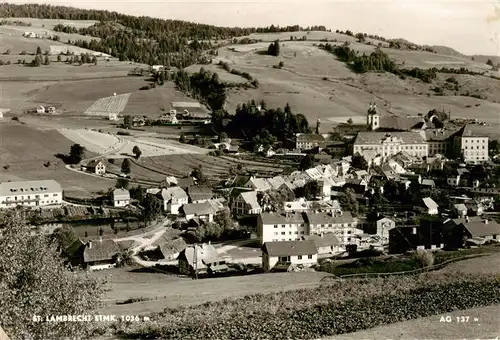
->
[462, 220, 500, 237]
[379, 115, 426, 131]
[377, 217, 395, 224]
[161, 186, 188, 202]
[454, 203, 467, 211]
[296, 134, 325, 142]
[354, 132, 426, 145]
[177, 177, 195, 189]
[248, 178, 271, 191]
[260, 212, 305, 225]
[306, 233, 341, 248]
[454, 124, 488, 138]
[0, 179, 62, 196]
[182, 201, 219, 216]
[87, 159, 105, 168]
[423, 197, 438, 210]
[425, 128, 459, 141]
[421, 179, 435, 187]
[239, 191, 261, 210]
[266, 176, 286, 190]
[187, 185, 214, 202]
[177, 243, 219, 268]
[262, 240, 318, 256]
[305, 211, 355, 225]
[83, 239, 120, 263]
[113, 189, 130, 200]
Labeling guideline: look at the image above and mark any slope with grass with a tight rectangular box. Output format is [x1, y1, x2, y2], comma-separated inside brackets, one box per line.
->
[0, 121, 112, 197]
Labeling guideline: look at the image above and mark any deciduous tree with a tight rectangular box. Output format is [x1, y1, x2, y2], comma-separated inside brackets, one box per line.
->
[0, 211, 104, 339]
[121, 159, 131, 174]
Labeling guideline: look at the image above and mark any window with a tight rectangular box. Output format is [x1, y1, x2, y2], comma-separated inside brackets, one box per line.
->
[300, 231, 305, 235]
[281, 232, 285, 235]
[44, 194, 49, 197]
[298, 255, 302, 260]
[294, 231, 298, 234]
[289, 231, 292, 235]
[308, 255, 313, 259]
[53, 194, 58, 197]
[281, 224, 285, 228]
[274, 232, 278, 236]
[274, 225, 278, 228]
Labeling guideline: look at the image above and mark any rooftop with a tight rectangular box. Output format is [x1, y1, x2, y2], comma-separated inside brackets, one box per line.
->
[306, 233, 341, 247]
[239, 191, 261, 210]
[423, 197, 439, 210]
[182, 201, 219, 216]
[305, 211, 355, 225]
[161, 186, 188, 202]
[296, 133, 325, 142]
[83, 239, 120, 263]
[187, 185, 214, 202]
[354, 132, 426, 145]
[0, 179, 62, 196]
[379, 115, 425, 131]
[262, 240, 318, 256]
[113, 188, 130, 199]
[260, 212, 305, 225]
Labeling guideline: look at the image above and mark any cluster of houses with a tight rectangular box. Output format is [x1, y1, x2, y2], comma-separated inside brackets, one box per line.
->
[36, 105, 57, 114]
[158, 101, 212, 125]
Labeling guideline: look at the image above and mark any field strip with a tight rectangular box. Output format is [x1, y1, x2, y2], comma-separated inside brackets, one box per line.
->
[59, 128, 124, 154]
[84, 93, 131, 116]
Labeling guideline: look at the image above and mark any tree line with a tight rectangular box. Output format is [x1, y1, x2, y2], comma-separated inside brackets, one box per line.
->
[319, 42, 489, 83]
[222, 100, 311, 149]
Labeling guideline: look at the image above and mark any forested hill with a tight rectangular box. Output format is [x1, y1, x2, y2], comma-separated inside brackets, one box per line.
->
[0, 3, 328, 67]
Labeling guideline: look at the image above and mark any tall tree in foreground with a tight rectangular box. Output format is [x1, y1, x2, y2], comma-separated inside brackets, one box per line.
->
[0, 211, 104, 339]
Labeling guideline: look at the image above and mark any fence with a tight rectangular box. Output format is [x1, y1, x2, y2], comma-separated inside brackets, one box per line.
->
[319, 253, 493, 282]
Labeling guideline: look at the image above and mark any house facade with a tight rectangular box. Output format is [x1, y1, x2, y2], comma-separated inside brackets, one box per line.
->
[258, 212, 307, 244]
[231, 191, 262, 216]
[161, 186, 188, 214]
[453, 125, 489, 164]
[112, 189, 130, 207]
[177, 243, 229, 276]
[376, 217, 396, 240]
[306, 233, 344, 255]
[182, 201, 219, 222]
[86, 160, 106, 175]
[304, 211, 361, 246]
[187, 185, 214, 203]
[0, 180, 63, 208]
[262, 240, 318, 272]
[296, 133, 326, 151]
[353, 132, 428, 161]
[422, 197, 439, 215]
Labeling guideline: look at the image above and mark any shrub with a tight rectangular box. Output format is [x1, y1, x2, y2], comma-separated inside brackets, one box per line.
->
[411, 249, 434, 268]
[117, 131, 131, 136]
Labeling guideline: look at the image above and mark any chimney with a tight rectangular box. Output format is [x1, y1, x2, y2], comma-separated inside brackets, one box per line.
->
[88, 241, 92, 249]
[484, 219, 489, 225]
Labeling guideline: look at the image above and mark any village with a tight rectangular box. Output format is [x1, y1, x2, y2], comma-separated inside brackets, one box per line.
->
[2, 98, 499, 278]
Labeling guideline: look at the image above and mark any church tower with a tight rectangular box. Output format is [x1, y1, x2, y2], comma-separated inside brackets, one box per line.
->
[367, 102, 380, 130]
[316, 118, 321, 134]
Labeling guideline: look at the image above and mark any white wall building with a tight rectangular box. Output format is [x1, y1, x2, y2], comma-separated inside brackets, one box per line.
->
[353, 132, 428, 161]
[112, 189, 130, 207]
[262, 240, 318, 272]
[0, 180, 63, 208]
[161, 186, 189, 215]
[257, 212, 307, 245]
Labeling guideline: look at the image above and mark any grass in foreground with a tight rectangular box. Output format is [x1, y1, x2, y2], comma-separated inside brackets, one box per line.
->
[111, 272, 500, 340]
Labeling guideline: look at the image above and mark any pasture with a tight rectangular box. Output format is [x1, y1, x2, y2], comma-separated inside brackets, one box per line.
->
[96, 268, 330, 315]
[0, 121, 112, 197]
[84, 93, 132, 116]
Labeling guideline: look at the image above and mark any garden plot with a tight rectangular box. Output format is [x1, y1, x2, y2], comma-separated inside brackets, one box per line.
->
[84, 93, 131, 116]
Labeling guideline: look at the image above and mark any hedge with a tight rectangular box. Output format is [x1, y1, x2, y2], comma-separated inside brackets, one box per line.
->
[116, 272, 500, 339]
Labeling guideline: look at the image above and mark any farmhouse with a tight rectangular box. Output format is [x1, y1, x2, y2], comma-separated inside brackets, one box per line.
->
[454, 203, 468, 217]
[160, 186, 188, 215]
[83, 239, 120, 271]
[86, 160, 106, 175]
[177, 243, 229, 276]
[182, 201, 219, 222]
[455, 218, 500, 243]
[48, 106, 56, 114]
[109, 113, 118, 121]
[112, 189, 130, 207]
[0, 180, 62, 208]
[261, 240, 318, 272]
[231, 191, 262, 216]
[36, 105, 45, 114]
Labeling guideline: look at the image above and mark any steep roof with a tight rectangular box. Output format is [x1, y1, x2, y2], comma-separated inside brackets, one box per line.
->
[161, 186, 188, 202]
[239, 191, 261, 210]
[187, 185, 214, 202]
[454, 124, 488, 138]
[260, 212, 305, 225]
[423, 197, 439, 210]
[454, 203, 467, 211]
[0, 179, 62, 197]
[354, 132, 426, 145]
[83, 239, 120, 263]
[379, 115, 425, 131]
[262, 240, 318, 256]
[87, 159, 105, 168]
[248, 178, 271, 191]
[177, 243, 219, 269]
[266, 176, 286, 190]
[425, 128, 459, 141]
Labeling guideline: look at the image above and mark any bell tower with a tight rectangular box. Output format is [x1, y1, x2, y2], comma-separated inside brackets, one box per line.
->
[367, 102, 380, 130]
[316, 118, 321, 134]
